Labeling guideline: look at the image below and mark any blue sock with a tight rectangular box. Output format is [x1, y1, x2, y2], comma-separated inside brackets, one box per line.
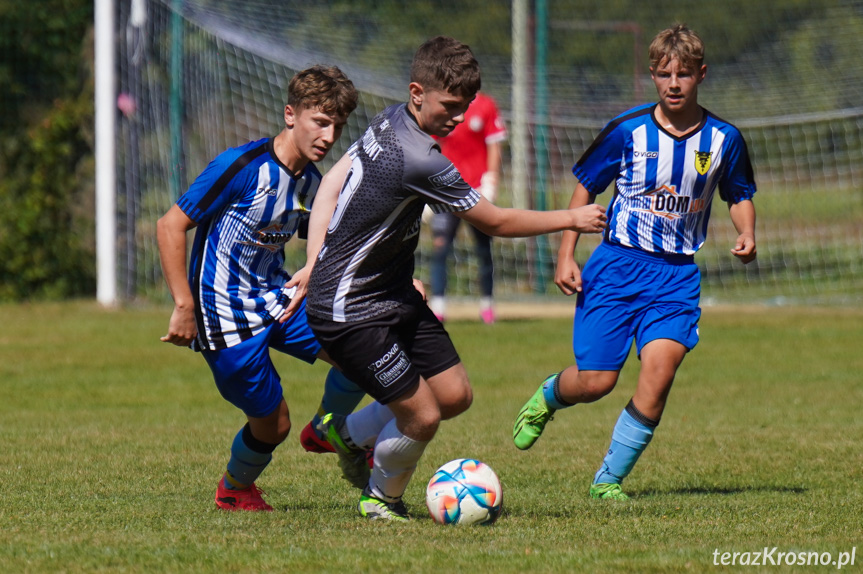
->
[311, 368, 365, 436]
[593, 400, 659, 485]
[541, 372, 574, 410]
[223, 424, 276, 490]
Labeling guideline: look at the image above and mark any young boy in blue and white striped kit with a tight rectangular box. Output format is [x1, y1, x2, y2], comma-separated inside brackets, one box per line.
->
[157, 65, 364, 511]
[512, 24, 758, 500]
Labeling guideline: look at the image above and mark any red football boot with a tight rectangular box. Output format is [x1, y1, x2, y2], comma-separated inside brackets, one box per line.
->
[215, 480, 273, 511]
[300, 420, 336, 453]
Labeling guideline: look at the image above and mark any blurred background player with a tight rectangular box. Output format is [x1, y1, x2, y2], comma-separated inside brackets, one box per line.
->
[300, 36, 607, 520]
[512, 24, 757, 500]
[429, 91, 507, 324]
[157, 65, 365, 511]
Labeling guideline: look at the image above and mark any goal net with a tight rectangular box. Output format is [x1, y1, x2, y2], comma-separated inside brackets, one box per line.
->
[115, 0, 863, 305]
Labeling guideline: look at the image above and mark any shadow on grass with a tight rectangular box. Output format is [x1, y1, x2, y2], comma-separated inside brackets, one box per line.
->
[502, 485, 809, 519]
[636, 484, 808, 497]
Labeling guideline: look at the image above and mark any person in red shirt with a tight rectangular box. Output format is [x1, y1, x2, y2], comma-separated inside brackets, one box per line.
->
[429, 91, 507, 323]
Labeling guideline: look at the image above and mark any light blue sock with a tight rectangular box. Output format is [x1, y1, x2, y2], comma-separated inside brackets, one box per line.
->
[593, 400, 659, 485]
[541, 372, 574, 410]
[310, 368, 366, 436]
[223, 424, 275, 490]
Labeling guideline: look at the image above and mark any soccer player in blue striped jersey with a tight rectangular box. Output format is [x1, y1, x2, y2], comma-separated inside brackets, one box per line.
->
[513, 24, 758, 501]
[157, 65, 364, 511]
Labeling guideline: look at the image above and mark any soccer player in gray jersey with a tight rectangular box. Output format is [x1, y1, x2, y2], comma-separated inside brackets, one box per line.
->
[299, 36, 608, 520]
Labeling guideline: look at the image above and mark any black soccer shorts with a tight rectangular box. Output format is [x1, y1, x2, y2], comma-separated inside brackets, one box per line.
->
[308, 301, 461, 405]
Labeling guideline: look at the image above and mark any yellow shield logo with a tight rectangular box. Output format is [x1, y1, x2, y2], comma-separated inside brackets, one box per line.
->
[694, 151, 712, 175]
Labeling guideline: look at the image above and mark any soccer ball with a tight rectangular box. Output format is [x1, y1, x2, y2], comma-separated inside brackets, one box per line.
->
[425, 458, 503, 525]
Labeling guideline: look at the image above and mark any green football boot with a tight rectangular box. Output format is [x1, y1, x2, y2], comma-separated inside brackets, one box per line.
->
[589, 483, 630, 501]
[357, 487, 409, 521]
[512, 376, 557, 450]
[319, 413, 370, 489]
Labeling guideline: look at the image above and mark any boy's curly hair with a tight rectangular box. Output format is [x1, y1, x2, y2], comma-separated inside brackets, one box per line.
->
[289, 65, 358, 118]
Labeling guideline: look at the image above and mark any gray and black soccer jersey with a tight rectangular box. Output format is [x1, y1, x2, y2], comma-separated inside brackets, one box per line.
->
[307, 104, 481, 323]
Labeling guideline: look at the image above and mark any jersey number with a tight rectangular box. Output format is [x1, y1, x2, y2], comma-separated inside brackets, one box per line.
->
[327, 156, 363, 233]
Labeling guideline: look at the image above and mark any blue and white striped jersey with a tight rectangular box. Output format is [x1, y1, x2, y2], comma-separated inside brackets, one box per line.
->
[574, 103, 756, 255]
[176, 137, 320, 350]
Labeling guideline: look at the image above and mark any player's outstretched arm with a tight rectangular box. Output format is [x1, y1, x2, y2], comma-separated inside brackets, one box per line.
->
[555, 183, 597, 295]
[458, 197, 606, 239]
[156, 205, 199, 346]
[281, 153, 352, 320]
[728, 199, 757, 264]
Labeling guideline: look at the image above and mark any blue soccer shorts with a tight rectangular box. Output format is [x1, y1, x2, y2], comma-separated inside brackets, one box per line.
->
[572, 241, 702, 371]
[200, 299, 321, 418]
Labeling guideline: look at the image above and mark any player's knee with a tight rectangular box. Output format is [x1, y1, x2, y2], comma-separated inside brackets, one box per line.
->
[431, 367, 472, 420]
[642, 363, 679, 387]
[249, 403, 292, 445]
[578, 372, 618, 401]
[440, 385, 472, 420]
[275, 418, 291, 443]
[246, 418, 290, 448]
[418, 412, 441, 435]
[400, 408, 441, 441]
[258, 419, 291, 445]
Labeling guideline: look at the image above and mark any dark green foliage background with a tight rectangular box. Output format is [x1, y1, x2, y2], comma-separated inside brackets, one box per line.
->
[0, 1, 95, 300]
[0, 0, 858, 301]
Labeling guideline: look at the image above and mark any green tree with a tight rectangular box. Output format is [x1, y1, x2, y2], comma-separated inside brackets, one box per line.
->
[0, 0, 95, 300]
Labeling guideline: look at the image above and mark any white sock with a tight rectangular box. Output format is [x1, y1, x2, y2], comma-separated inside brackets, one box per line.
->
[346, 401, 395, 449]
[430, 296, 446, 317]
[369, 420, 429, 502]
[480, 296, 493, 310]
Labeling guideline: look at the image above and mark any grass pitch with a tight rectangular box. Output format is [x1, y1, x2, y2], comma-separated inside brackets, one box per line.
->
[1, 301, 860, 573]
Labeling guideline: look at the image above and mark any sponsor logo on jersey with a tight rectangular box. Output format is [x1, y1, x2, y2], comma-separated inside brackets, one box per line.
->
[633, 149, 659, 159]
[429, 165, 462, 188]
[258, 186, 278, 197]
[635, 184, 707, 221]
[239, 224, 292, 252]
[695, 150, 713, 175]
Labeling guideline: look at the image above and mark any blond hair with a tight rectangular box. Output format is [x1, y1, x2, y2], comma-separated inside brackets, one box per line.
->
[649, 24, 705, 70]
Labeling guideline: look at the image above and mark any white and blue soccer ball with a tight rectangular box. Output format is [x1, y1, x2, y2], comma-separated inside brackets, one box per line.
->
[425, 458, 503, 525]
